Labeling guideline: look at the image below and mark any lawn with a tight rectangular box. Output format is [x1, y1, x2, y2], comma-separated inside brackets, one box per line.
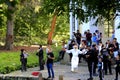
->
[0, 45, 61, 74]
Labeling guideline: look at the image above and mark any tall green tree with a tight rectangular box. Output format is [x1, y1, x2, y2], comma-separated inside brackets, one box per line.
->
[41, 0, 69, 44]
[0, 0, 20, 50]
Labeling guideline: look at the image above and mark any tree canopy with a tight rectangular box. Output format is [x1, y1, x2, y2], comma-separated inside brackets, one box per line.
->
[0, 0, 120, 50]
[41, 0, 120, 22]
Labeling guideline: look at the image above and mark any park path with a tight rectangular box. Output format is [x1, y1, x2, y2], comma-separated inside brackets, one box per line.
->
[0, 62, 120, 80]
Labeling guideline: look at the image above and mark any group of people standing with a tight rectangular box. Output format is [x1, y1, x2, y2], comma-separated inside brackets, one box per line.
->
[61, 29, 120, 80]
[19, 29, 120, 80]
[20, 45, 55, 79]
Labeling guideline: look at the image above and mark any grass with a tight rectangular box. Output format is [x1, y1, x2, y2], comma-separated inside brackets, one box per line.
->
[0, 45, 61, 74]
[0, 51, 38, 74]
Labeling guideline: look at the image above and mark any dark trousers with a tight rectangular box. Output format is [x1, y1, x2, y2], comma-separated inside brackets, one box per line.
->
[93, 60, 98, 74]
[59, 50, 65, 60]
[21, 58, 27, 71]
[69, 53, 72, 62]
[115, 67, 120, 80]
[77, 40, 81, 46]
[79, 54, 86, 62]
[98, 70, 104, 80]
[87, 61, 93, 78]
[39, 58, 44, 70]
[47, 63, 54, 78]
[103, 60, 112, 74]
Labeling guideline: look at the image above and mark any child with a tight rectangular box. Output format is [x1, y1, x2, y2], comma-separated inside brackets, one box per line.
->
[20, 49, 29, 72]
[98, 56, 104, 80]
[114, 54, 120, 80]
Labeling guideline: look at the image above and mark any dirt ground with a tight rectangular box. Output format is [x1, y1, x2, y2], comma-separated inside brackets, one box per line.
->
[0, 45, 40, 52]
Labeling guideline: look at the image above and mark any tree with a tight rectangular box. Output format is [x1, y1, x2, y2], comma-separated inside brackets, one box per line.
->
[41, 0, 69, 44]
[3, 0, 19, 50]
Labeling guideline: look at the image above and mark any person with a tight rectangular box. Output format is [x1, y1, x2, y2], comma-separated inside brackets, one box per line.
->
[114, 54, 120, 80]
[110, 30, 115, 42]
[68, 40, 76, 62]
[86, 30, 92, 46]
[36, 45, 44, 70]
[101, 44, 112, 75]
[75, 30, 82, 46]
[112, 38, 119, 59]
[99, 32, 102, 42]
[79, 40, 87, 63]
[81, 31, 87, 41]
[92, 33, 97, 45]
[58, 41, 66, 61]
[98, 41, 103, 55]
[85, 46, 94, 80]
[46, 48, 55, 79]
[98, 56, 104, 80]
[92, 44, 99, 76]
[46, 44, 51, 54]
[20, 49, 29, 72]
[95, 30, 100, 45]
[66, 44, 84, 72]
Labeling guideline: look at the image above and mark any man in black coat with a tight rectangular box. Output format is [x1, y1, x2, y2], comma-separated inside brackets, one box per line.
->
[85, 46, 94, 80]
[36, 45, 44, 70]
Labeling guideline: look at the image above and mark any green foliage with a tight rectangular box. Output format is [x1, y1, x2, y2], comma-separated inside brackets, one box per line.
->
[41, 0, 69, 16]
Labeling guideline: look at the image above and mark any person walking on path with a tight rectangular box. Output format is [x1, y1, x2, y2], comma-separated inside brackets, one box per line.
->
[66, 44, 86, 72]
[46, 48, 55, 79]
[85, 46, 94, 80]
[98, 56, 104, 80]
[114, 54, 120, 80]
[20, 49, 29, 72]
[36, 45, 44, 70]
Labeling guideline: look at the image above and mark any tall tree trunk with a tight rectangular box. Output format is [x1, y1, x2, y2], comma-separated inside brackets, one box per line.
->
[47, 14, 57, 44]
[5, 6, 14, 50]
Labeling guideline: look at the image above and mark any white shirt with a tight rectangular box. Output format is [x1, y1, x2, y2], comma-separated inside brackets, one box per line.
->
[66, 49, 82, 57]
[23, 53, 28, 58]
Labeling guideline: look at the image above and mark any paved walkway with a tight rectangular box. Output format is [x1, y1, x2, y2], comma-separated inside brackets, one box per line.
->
[1, 62, 120, 80]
